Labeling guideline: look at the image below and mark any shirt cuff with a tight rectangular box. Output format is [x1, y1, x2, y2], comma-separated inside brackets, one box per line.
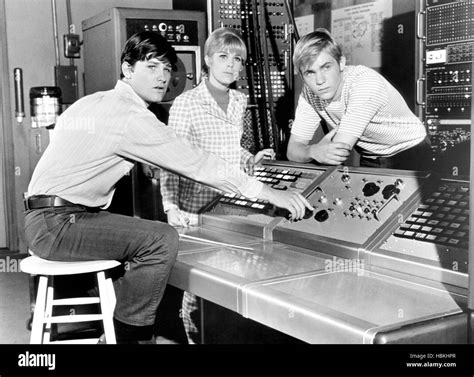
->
[240, 179, 264, 200]
[163, 203, 179, 213]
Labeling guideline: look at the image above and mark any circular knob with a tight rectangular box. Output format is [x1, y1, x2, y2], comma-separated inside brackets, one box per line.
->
[314, 209, 329, 222]
[341, 174, 350, 183]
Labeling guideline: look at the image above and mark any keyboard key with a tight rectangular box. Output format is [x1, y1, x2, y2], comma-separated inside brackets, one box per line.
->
[394, 229, 406, 237]
[272, 184, 287, 190]
[415, 233, 426, 240]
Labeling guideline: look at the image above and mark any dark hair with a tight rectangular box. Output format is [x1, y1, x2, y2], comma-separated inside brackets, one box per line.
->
[120, 31, 178, 78]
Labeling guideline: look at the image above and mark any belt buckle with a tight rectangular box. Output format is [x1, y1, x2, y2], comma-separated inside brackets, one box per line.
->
[24, 197, 32, 211]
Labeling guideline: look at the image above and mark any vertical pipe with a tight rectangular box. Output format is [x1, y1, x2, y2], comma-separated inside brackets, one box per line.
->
[13, 67, 25, 123]
[51, 0, 60, 67]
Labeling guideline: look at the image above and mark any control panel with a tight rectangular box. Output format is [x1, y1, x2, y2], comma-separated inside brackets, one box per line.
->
[202, 161, 469, 287]
[419, 0, 473, 176]
[274, 167, 426, 246]
[205, 162, 324, 225]
[376, 178, 469, 274]
[212, 1, 291, 102]
[126, 19, 199, 45]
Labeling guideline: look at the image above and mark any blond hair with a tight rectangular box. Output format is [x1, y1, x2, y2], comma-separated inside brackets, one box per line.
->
[204, 27, 247, 63]
[293, 28, 343, 73]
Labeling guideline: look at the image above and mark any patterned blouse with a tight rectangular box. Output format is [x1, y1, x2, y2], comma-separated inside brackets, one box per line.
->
[160, 80, 253, 225]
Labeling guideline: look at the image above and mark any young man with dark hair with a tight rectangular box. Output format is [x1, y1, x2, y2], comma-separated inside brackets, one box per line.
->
[24, 31, 311, 344]
[287, 28, 432, 171]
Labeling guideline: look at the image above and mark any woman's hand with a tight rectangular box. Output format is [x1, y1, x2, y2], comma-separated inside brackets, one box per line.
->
[166, 207, 190, 227]
[254, 148, 276, 164]
[246, 148, 276, 175]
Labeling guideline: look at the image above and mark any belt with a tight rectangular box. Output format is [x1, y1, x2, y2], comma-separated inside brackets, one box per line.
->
[24, 195, 78, 211]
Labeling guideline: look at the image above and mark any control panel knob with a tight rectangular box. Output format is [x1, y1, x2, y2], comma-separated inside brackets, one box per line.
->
[314, 209, 329, 222]
[382, 184, 400, 199]
[363, 182, 380, 197]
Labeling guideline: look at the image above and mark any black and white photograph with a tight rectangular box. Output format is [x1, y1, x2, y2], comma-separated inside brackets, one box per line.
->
[0, 0, 473, 376]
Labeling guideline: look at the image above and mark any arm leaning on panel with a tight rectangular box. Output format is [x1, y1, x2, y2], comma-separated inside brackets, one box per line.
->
[287, 96, 351, 165]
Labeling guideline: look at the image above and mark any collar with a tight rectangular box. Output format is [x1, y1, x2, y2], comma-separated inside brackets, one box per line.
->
[195, 79, 241, 106]
[115, 80, 149, 109]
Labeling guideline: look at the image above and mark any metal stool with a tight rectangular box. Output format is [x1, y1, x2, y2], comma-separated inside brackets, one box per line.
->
[20, 254, 120, 344]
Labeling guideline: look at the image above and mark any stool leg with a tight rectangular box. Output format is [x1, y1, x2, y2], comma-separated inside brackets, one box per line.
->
[105, 276, 116, 314]
[42, 278, 55, 343]
[97, 271, 116, 344]
[30, 276, 48, 344]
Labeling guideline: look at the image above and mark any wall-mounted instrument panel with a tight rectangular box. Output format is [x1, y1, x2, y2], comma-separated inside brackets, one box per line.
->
[169, 160, 469, 344]
[417, 0, 473, 176]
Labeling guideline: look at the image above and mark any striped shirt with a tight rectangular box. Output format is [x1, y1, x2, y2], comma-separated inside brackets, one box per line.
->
[160, 79, 252, 225]
[27, 80, 262, 208]
[291, 65, 427, 158]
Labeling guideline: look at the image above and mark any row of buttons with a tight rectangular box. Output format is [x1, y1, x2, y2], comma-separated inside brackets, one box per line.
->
[394, 227, 468, 248]
[220, 193, 270, 210]
[393, 183, 469, 249]
[218, 166, 304, 210]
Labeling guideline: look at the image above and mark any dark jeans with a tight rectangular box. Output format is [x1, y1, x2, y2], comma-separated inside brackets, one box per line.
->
[24, 206, 179, 327]
[359, 137, 433, 171]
